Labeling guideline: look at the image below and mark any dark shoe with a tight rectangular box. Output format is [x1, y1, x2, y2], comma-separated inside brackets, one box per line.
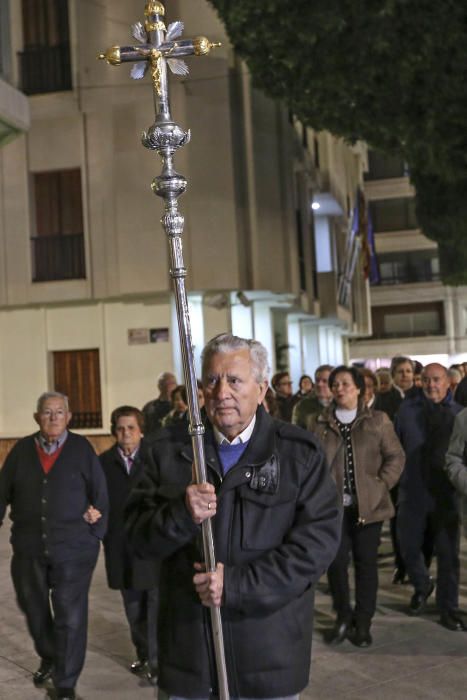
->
[409, 581, 434, 616]
[55, 689, 76, 699]
[440, 610, 467, 631]
[392, 567, 407, 584]
[351, 622, 373, 648]
[325, 618, 351, 645]
[130, 659, 147, 674]
[147, 667, 158, 685]
[33, 660, 53, 686]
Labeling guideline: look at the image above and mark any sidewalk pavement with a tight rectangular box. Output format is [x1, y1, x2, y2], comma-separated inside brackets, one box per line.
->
[1, 525, 467, 699]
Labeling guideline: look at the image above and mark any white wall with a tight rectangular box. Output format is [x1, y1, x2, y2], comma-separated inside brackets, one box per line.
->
[0, 297, 175, 436]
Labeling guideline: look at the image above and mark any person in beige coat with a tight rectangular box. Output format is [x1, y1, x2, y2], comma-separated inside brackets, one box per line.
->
[309, 365, 405, 648]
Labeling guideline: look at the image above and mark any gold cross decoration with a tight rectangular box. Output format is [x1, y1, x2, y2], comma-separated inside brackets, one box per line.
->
[98, 1, 220, 100]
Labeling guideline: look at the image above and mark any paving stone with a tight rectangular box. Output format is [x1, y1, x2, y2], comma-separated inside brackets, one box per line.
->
[1, 523, 467, 699]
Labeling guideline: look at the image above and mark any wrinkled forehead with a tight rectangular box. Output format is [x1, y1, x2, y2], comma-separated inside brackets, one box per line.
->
[205, 349, 254, 376]
[40, 397, 67, 412]
[395, 361, 413, 373]
[422, 367, 448, 381]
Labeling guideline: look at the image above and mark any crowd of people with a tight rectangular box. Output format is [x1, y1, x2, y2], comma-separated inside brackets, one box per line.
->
[2, 339, 467, 699]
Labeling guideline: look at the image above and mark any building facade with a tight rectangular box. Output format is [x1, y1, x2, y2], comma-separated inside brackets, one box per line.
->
[350, 150, 467, 368]
[0, 0, 369, 437]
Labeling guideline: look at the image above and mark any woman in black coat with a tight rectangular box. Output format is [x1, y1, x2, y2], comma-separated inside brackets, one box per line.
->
[100, 406, 159, 682]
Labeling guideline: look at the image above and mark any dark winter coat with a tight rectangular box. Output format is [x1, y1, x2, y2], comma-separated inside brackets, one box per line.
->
[374, 386, 403, 422]
[309, 405, 405, 525]
[100, 442, 159, 590]
[142, 398, 172, 435]
[292, 394, 325, 430]
[0, 432, 108, 560]
[125, 406, 341, 699]
[395, 388, 462, 510]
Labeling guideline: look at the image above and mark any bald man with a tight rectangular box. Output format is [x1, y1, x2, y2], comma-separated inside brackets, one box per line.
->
[395, 364, 465, 630]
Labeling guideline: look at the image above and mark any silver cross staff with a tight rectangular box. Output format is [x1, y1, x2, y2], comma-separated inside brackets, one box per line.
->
[99, 3, 228, 698]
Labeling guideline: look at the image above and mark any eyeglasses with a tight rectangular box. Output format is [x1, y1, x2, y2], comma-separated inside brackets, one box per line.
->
[278, 381, 293, 386]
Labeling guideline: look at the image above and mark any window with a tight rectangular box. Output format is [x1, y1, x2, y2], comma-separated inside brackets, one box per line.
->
[373, 250, 440, 285]
[31, 168, 86, 282]
[372, 302, 445, 339]
[53, 349, 102, 429]
[296, 209, 307, 293]
[0, 0, 11, 81]
[364, 150, 408, 181]
[369, 197, 418, 233]
[19, 0, 71, 94]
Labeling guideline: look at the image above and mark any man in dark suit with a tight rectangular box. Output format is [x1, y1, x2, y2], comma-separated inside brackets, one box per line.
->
[100, 406, 159, 683]
[395, 364, 465, 630]
[0, 392, 108, 700]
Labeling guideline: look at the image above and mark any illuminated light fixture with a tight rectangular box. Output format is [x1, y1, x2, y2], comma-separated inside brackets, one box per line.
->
[311, 193, 344, 217]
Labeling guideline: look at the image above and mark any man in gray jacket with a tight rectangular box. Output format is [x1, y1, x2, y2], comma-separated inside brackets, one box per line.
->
[446, 407, 467, 495]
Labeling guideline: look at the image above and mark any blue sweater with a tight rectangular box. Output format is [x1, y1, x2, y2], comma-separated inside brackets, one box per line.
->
[217, 441, 249, 475]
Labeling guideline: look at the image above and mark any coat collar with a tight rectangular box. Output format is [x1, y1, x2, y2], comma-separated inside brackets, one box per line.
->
[180, 406, 277, 474]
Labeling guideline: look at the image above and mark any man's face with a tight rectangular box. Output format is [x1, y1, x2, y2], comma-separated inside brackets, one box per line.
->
[315, 370, 331, 400]
[276, 374, 293, 397]
[115, 415, 143, 453]
[203, 349, 268, 440]
[422, 364, 450, 404]
[393, 362, 414, 392]
[161, 374, 177, 398]
[34, 397, 71, 442]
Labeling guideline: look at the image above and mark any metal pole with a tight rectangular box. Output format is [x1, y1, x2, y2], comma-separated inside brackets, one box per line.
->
[99, 3, 228, 698]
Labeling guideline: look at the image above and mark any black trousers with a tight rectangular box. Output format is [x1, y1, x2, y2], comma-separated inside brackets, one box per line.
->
[398, 501, 460, 611]
[11, 547, 99, 689]
[327, 507, 383, 624]
[390, 486, 434, 573]
[121, 587, 159, 670]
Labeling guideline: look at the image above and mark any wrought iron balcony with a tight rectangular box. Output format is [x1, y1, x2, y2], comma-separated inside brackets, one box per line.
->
[31, 233, 86, 282]
[373, 270, 441, 286]
[18, 43, 71, 95]
[69, 412, 103, 429]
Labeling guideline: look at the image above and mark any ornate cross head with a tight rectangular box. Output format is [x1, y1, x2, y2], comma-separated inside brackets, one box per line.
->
[98, 1, 220, 99]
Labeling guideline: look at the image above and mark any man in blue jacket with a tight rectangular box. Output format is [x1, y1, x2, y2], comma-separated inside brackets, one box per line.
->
[395, 364, 464, 630]
[0, 392, 108, 699]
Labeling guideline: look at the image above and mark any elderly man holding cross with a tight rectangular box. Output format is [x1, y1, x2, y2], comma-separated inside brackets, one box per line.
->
[126, 334, 341, 700]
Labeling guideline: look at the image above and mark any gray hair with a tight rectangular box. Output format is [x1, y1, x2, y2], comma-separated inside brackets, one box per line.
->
[36, 391, 70, 413]
[157, 371, 176, 391]
[201, 333, 270, 383]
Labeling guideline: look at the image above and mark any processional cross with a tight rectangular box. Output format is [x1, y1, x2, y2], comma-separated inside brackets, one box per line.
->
[99, 4, 228, 698]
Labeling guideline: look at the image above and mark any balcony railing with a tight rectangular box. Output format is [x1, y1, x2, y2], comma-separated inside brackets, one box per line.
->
[69, 412, 103, 429]
[18, 43, 71, 95]
[373, 271, 441, 286]
[31, 233, 86, 282]
[372, 328, 445, 340]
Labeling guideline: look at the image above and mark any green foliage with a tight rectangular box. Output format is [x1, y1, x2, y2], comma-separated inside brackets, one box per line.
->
[207, 0, 467, 283]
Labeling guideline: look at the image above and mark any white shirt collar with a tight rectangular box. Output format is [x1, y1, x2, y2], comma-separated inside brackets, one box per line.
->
[213, 414, 256, 446]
